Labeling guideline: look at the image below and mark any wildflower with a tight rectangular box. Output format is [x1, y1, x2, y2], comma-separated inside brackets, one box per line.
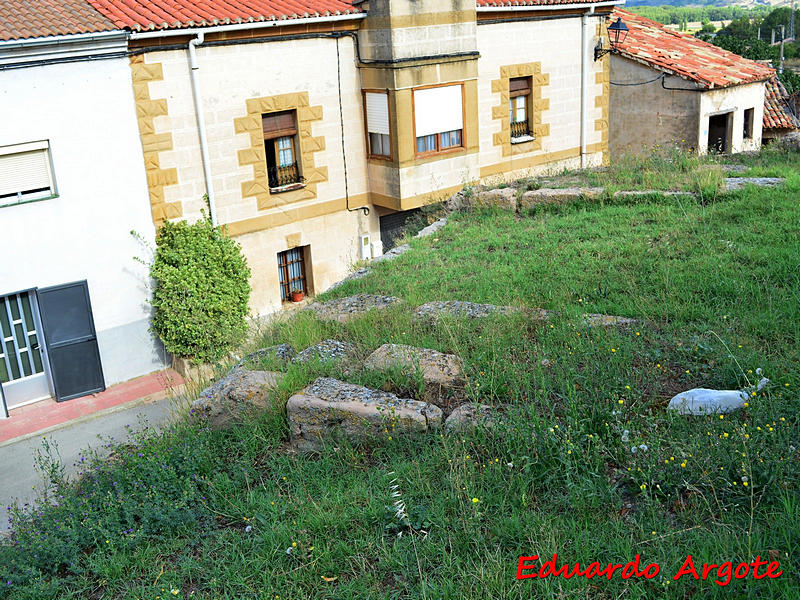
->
[611, 348, 616, 353]
[651, 531, 657, 535]
[171, 590, 180, 596]
[618, 400, 624, 405]
[292, 542, 297, 548]
[639, 444, 648, 452]
[472, 497, 479, 504]
[685, 370, 690, 374]
[785, 383, 790, 387]
[636, 332, 641, 336]
[719, 415, 724, 420]
[744, 402, 749, 408]
[656, 363, 661, 368]
[640, 483, 647, 490]
[723, 432, 729, 438]
[625, 385, 631, 390]
[680, 462, 686, 468]
[621, 430, 630, 442]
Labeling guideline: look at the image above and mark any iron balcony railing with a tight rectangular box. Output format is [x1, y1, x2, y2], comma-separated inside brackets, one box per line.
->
[268, 163, 303, 189]
[511, 120, 531, 138]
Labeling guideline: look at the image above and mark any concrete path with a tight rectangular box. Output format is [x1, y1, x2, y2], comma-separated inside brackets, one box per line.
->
[0, 394, 180, 514]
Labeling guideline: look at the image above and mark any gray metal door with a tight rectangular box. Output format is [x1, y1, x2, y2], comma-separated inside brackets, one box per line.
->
[0, 290, 51, 409]
[38, 281, 105, 402]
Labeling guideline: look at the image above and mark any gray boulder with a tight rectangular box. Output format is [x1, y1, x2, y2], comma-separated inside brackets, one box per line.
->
[305, 294, 402, 323]
[287, 377, 442, 451]
[293, 339, 359, 369]
[583, 313, 637, 327]
[364, 343, 465, 406]
[235, 343, 295, 369]
[415, 300, 524, 321]
[473, 187, 518, 211]
[444, 402, 507, 433]
[519, 187, 603, 210]
[192, 368, 284, 428]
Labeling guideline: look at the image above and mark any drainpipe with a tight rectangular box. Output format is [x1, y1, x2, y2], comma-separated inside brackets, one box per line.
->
[188, 32, 218, 226]
[580, 6, 595, 169]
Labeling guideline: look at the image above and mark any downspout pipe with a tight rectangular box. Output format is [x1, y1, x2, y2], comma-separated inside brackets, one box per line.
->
[188, 32, 218, 227]
[580, 6, 595, 169]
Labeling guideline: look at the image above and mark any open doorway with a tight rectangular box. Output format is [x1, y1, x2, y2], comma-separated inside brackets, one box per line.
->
[708, 112, 732, 154]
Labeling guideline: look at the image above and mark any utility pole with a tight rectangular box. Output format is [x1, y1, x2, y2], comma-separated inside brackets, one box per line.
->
[778, 25, 785, 74]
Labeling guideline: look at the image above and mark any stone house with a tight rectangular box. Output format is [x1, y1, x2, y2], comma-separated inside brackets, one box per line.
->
[609, 8, 775, 155]
[1, 0, 619, 412]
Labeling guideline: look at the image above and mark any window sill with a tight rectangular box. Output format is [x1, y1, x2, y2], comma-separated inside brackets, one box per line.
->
[269, 182, 305, 194]
[0, 193, 58, 209]
[511, 135, 536, 145]
[414, 146, 465, 159]
[368, 154, 393, 162]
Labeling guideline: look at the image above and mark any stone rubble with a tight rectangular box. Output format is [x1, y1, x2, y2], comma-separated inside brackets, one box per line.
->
[305, 294, 402, 323]
[234, 343, 295, 369]
[287, 377, 442, 451]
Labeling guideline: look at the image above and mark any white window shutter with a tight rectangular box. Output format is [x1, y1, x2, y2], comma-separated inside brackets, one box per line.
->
[0, 147, 53, 197]
[365, 92, 390, 135]
[414, 85, 463, 137]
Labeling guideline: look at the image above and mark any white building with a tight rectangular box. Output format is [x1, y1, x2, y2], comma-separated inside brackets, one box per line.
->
[0, 6, 168, 415]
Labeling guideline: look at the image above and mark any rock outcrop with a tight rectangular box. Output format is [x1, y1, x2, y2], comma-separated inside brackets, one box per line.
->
[192, 368, 284, 428]
[518, 187, 603, 210]
[444, 402, 507, 433]
[293, 339, 359, 369]
[287, 377, 442, 451]
[414, 300, 523, 321]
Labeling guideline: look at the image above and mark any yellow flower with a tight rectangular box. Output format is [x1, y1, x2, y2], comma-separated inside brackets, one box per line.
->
[685, 370, 691, 374]
[723, 432, 729, 438]
[680, 462, 686, 468]
[625, 385, 631, 390]
[656, 363, 661, 368]
[744, 402, 749, 408]
[640, 483, 647, 490]
[472, 497, 479, 504]
[719, 415, 724, 420]
[785, 383, 790, 387]
[651, 531, 657, 535]
[611, 348, 616, 353]
[636, 332, 641, 336]
[780, 417, 785, 421]
[743, 481, 749, 487]
[618, 400, 624, 405]
[171, 590, 180, 596]
[292, 542, 297, 548]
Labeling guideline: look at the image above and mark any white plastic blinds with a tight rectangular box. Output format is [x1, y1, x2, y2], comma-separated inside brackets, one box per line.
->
[365, 92, 390, 135]
[413, 85, 463, 137]
[0, 141, 52, 198]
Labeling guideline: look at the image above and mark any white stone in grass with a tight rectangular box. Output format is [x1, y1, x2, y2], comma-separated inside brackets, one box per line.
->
[667, 375, 769, 416]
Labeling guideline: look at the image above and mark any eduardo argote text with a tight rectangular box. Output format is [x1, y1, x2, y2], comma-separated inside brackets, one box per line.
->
[516, 554, 782, 586]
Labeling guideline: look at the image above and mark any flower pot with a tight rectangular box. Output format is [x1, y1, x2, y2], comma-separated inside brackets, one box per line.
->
[290, 291, 305, 302]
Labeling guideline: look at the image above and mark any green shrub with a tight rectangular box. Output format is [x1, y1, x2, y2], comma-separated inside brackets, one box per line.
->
[149, 217, 251, 362]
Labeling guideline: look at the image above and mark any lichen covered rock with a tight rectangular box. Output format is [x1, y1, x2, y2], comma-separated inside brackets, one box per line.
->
[414, 300, 523, 321]
[364, 343, 465, 406]
[444, 402, 507, 433]
[305, 294, 402, 323]
[192, 368, 284, 428]
[293, 339, 359, 366]
[287, 377, 442, 451]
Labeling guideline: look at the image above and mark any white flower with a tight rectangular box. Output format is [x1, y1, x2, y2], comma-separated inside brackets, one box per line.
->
[245, 525, 252, 533]
[639, 444, 648, 452]
[621, 430, 630, 443]
[631, 446, 637, 454]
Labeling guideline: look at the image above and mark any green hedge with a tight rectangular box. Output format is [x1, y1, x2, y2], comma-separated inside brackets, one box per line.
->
[150, 217, 251, 362]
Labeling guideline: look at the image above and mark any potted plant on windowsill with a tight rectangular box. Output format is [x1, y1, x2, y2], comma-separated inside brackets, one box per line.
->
[290, 288, 305, 303]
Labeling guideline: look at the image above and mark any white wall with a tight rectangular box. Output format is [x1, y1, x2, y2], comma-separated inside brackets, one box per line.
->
[698, 81, 765, 154]
[0, 57, 167, 386]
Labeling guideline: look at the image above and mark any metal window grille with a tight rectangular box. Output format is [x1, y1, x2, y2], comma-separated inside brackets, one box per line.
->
[277, 248, 307, 301]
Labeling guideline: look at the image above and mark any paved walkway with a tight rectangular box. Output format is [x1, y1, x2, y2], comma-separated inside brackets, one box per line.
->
[0, 370, 187, 512]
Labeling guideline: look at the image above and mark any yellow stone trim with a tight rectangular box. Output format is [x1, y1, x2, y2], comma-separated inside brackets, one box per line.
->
[234, 91, 327, 211]
[365, 10, 475, 30]
[224, 193, 370, 237]
[129, 55, 182, 226]
[491, 63, 550, 158]
[479, 143, 606, 179]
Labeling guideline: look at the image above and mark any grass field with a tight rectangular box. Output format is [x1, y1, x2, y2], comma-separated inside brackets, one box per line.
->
[2, 154, 799, 599]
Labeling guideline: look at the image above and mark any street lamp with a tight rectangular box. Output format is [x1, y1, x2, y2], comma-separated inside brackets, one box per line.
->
[595, 17, 629, 61]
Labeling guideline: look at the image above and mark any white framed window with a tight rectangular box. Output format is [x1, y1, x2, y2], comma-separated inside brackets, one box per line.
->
[0, 141, 56, 207]
[364, 91, 391, 158]
[413, 84, 464, 156]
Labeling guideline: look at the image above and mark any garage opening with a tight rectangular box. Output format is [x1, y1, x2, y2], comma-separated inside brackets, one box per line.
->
[379, 209, 421, 251]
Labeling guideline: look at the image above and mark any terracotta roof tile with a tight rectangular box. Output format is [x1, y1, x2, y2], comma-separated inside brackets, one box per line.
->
[86, 0, 364, 32]
[0, 0, 115, 41]
[612, 8, 774, 89]
[763, 75, 800, 130]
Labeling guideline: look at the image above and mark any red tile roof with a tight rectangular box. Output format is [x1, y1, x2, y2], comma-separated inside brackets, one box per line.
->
[0, 0, 115, 41]
[87, 0, 363, 32]
[763, 75, 800, 130]
[612, 8, 774, 89]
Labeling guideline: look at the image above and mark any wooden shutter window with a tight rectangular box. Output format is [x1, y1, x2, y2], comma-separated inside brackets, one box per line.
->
[262, 111, 297, 140]
[509, 77, 531, 98]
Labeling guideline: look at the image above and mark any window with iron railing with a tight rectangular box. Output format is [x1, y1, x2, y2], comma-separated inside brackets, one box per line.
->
[509, 77, 534, 143]
[263, 111, 304, 191]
